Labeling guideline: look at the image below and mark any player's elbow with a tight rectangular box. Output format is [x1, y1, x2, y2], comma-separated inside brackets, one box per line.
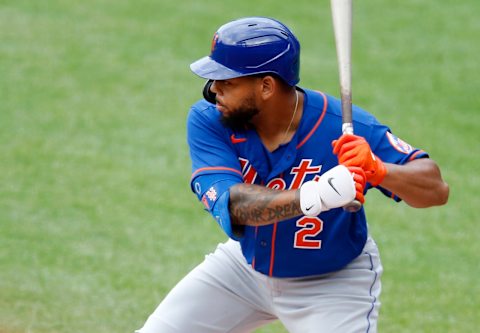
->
[428, 164, 450, 207]
[429, 181, 450, 207]
[435, 181, 450, 206]
[405, 181, 449, 208]
[419, 160, 450, 207]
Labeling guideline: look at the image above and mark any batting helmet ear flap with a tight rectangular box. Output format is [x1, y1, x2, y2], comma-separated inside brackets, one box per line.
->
[202, 79, 216, 104]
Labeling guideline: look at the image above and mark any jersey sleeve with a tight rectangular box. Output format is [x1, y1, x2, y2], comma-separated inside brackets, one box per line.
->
[191, 174, 244, 240]
[187, 102, 245, 239]
[365, 121, 429, 201]
[350, 105, 428, 201]
[187, 102, 244, 179]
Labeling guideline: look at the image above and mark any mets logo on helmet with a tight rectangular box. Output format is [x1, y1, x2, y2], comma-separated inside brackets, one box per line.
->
[211, 33, 219, 53]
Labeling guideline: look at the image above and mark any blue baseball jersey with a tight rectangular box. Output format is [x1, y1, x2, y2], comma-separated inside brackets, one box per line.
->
[187, 88, 428, 278]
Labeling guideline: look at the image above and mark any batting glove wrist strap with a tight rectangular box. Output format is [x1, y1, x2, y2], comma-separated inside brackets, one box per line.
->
[300, 181, 323, 216]
[300, 165, 356, 216]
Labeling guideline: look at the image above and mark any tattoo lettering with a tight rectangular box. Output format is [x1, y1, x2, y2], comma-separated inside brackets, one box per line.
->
[229, 184, 302, 226]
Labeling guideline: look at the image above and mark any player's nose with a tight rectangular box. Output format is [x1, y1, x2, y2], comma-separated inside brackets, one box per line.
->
[210, 80, 219, 94]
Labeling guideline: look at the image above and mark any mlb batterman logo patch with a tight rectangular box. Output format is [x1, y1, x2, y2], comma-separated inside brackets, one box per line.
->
[386, 132, 414, 154]
[206, 187, 218, 201]
[201, 186, 218, 211]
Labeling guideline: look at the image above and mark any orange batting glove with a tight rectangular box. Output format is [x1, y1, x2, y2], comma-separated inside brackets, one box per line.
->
[332, 134, 387, 186]
[347, 166, 366, 204]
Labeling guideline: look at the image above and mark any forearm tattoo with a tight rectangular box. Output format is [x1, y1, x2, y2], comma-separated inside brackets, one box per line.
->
[229, 184, 302, 226]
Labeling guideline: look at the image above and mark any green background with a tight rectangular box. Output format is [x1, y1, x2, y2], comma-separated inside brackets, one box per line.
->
[1, 0, 478, 332]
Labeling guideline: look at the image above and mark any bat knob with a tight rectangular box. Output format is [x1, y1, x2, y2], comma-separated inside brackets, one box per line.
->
[343, 199, 362, 213]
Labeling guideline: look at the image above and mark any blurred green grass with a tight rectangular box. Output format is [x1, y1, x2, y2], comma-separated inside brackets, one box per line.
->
[0, 0, 478, 332]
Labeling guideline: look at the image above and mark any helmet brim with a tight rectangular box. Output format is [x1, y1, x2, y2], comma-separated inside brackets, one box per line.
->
[190, 56, 247, 81]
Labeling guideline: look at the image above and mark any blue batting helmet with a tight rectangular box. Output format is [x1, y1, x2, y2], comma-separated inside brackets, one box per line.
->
[190, 17, 301, 86]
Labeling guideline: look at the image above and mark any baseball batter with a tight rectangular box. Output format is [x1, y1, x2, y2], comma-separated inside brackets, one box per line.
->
[135, 17, 449, 333]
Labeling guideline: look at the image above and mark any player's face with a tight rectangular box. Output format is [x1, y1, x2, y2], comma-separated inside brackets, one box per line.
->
[211, 78, 260, 130]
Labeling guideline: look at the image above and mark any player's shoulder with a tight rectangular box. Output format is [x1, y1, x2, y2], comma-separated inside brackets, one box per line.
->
[303, 88, 385, 138]
[188, 99, 221, 125]
[189, 99, 217, 116]
[302, 88, 330, 113]
[309, 89, 379, 126]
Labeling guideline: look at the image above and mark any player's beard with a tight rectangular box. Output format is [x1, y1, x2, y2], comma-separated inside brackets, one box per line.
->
[220, 96, 259, 131]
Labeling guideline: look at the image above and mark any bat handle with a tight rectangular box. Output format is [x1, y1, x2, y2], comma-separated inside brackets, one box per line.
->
[341, 123, 362, 213]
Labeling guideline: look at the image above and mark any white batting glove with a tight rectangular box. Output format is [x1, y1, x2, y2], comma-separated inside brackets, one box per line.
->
[300, 165, 356, 216]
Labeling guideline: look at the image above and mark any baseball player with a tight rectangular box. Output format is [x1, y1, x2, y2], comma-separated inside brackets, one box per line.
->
[135, 17, 449, 333]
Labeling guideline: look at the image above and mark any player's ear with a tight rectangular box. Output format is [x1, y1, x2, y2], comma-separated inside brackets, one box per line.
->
[259, 75, 276, 100]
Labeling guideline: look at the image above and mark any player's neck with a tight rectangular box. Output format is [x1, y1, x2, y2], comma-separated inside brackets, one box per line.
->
[253, 89, 304, 152]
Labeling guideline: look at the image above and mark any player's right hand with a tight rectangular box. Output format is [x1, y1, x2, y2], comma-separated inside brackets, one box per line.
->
[346, 166, 366, 204]
[300, 165, 356, 216]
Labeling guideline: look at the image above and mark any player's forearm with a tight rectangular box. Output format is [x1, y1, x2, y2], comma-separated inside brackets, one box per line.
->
[229, 183, 302, 226]
[380, 158, 449, 208]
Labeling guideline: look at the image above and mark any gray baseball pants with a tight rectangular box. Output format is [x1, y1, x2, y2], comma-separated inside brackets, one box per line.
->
[135, 237, 382, 333]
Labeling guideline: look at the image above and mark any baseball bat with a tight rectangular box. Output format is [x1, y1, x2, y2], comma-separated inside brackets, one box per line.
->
[330, 0, 362, 212]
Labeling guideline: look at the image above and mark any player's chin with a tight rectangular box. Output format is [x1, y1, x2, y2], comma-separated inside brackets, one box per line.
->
[220, 113, 243, 130]
[220, 106, 257, 130]
[219, 112, 233, 124]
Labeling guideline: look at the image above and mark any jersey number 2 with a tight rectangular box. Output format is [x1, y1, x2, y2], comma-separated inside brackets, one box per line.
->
[294, 217, 323, 249]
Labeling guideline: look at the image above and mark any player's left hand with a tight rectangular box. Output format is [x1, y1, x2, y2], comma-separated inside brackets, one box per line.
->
[332, 134, 387, 186]
[300, 165, 356, 216]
